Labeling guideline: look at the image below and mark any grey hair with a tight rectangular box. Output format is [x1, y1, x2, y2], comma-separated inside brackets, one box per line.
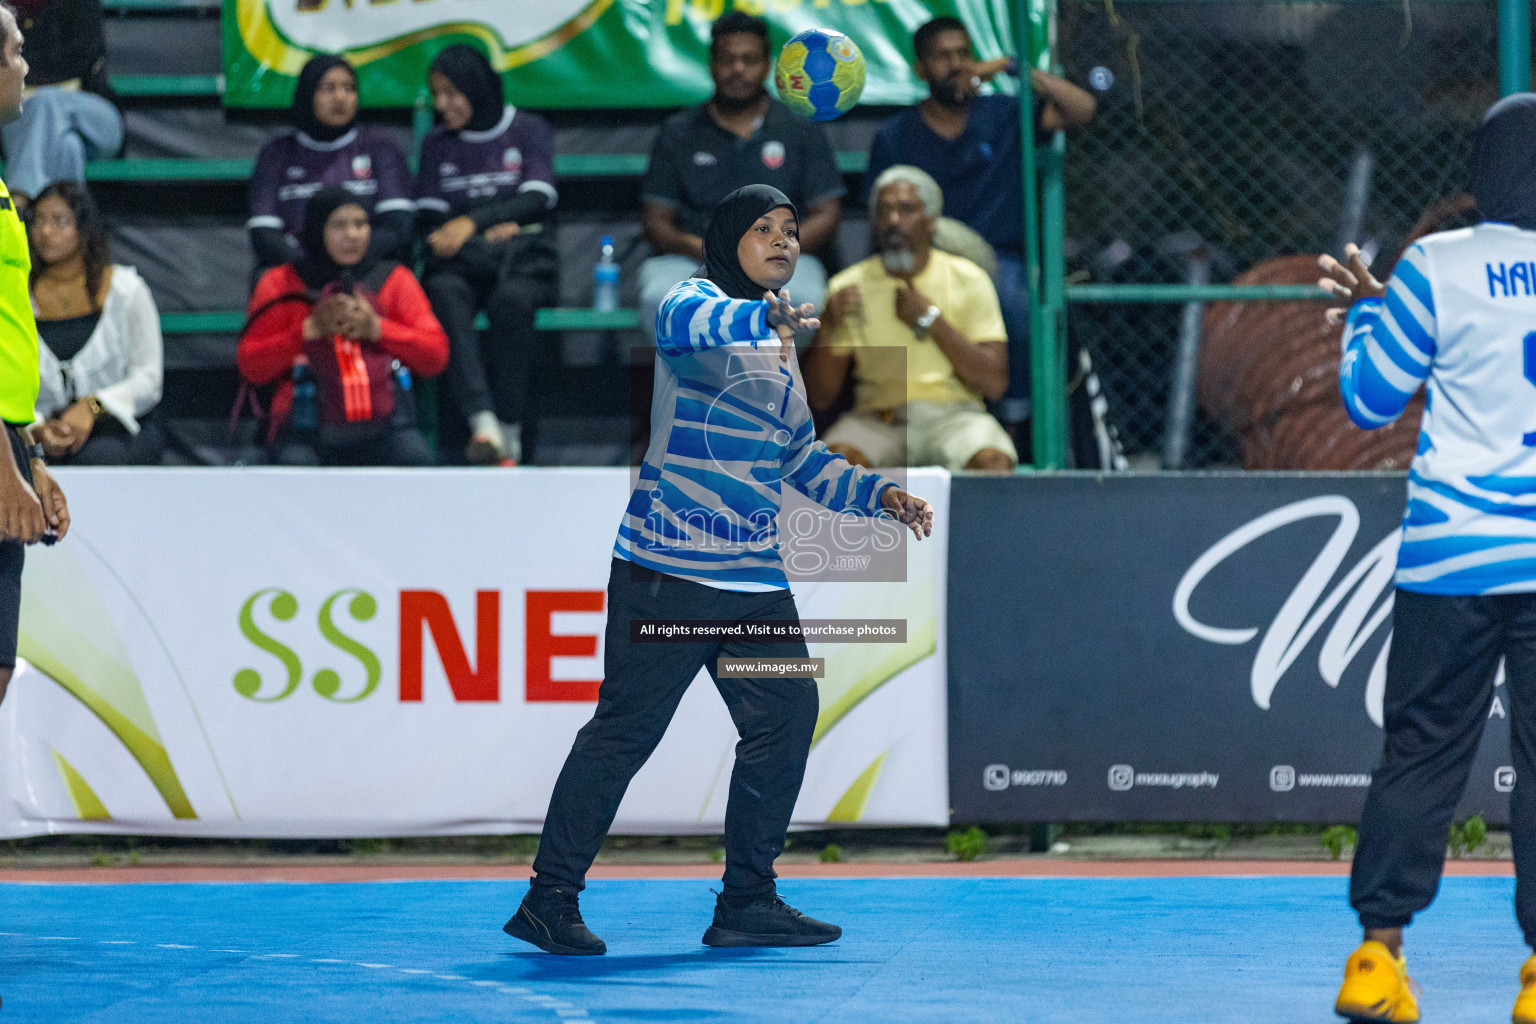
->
[868, 164, 943, 220]
[0, 3, 17, 67]
[931, 216, 997, 279]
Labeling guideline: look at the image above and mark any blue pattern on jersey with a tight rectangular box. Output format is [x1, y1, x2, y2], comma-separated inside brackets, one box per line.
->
[1341, 225, 1536, 595]
[612, 277, 899, 591]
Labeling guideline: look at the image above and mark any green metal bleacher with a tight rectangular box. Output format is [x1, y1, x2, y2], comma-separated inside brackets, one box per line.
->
[91, 0, 873, 338]
[159, 309, 644, 334]
[110, 74, 223, 99]
[73, 150, 871, 181]
[105, 0, 219, 11]
[110, 151, 867, 334]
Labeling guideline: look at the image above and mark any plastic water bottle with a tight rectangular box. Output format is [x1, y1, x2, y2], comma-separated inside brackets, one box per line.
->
[290, 356, 318, 435]
[391, 359, 415, 428]
[593, 235, 619, 312]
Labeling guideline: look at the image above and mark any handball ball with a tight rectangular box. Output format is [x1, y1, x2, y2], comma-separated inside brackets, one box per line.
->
[775, 28, 866, 121]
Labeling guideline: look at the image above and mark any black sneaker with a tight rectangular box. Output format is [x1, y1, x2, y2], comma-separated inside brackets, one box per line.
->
[502, 884, 606, 956]
[701, 891, 842, 948]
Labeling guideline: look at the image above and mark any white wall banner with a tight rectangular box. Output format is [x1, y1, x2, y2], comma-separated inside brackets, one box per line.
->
[0, 468, 949, 838]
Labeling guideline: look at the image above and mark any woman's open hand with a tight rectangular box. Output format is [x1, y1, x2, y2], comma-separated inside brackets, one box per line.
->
[764, 289, 819, 361]
[880, 485, 935, 541]
[1318, 243, 1386, 326]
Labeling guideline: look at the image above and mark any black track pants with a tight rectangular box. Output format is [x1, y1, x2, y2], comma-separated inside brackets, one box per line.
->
[532, 558, 820, 900]
[1351, 588, 1536, 943]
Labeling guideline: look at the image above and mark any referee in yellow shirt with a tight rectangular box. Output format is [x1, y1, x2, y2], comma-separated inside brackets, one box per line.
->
[0, 2, 69, 707]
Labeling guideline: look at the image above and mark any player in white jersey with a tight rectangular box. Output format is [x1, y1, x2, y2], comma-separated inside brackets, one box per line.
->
[1320, 94, 1536, 1024]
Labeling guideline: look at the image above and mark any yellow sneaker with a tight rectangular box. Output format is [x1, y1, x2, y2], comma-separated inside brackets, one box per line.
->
[1335, 941, 1420, 1023]
[1513, 954, 1536, 1024]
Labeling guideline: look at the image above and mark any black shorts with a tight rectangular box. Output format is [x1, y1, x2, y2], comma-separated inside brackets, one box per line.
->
[0, 426, 33, 669]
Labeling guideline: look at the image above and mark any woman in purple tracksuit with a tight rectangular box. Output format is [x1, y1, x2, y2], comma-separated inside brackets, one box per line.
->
[416, 44, 558, 466]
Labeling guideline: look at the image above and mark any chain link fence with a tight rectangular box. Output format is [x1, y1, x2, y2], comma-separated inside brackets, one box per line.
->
[1057, 0, 1497, 467]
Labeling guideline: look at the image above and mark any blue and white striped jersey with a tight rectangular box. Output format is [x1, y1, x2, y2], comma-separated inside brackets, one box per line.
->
[614, 277, 900, 591]
[1342, 222, 1536, 594]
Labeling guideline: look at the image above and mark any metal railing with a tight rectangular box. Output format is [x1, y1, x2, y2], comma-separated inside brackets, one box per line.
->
[1022, 0, 1522, 468]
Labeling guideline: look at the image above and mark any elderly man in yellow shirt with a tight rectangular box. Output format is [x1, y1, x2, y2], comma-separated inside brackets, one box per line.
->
[804, 165, 1016, 471]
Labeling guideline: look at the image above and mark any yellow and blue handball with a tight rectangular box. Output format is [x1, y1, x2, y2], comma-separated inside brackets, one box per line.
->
[775, 28, 866, 121]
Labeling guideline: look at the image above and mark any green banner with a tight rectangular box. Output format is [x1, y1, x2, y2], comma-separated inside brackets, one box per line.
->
[222, 0, 1024, 109]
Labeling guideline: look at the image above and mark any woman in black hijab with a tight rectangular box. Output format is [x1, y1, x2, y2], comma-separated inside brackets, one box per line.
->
[427, 44, 505, 133]
[503, 184, 934, 959]
[1317, 94, 1536, 1024]
[416, 43, 558, 466]
[247, 55, 415, 273]
[293, 184, 384, 293]
[239, 186, 448, 467]
[290, 55, 356, 144]
[1469, 93, 1536, 230]
[699, 184, 804, 300]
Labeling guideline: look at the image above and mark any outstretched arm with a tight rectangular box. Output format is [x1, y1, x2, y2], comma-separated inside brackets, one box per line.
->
[655, 280, 769, 356]
[780, 425, 934, 540]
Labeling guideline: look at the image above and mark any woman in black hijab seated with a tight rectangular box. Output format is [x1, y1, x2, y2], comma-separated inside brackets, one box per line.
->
[247, 55, 415, 272]
[416, 43, 558, 466]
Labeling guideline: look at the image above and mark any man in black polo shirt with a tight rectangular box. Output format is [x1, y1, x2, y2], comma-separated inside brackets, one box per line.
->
[639, 12, 844, 345]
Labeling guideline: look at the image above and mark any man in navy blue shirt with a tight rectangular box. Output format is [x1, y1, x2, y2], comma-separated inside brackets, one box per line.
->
[866, 17, 1094, 427]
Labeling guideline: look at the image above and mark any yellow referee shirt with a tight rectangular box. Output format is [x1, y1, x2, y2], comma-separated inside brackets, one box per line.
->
[0, 178, 37, 425]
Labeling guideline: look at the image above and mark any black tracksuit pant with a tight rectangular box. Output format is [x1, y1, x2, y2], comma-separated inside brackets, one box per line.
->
[1351, 587, 1536, 944]
[532, 557, 820, 900]
[423, 241, 554, 435]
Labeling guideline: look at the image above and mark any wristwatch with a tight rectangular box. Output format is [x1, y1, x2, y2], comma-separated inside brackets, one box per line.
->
[85, 396, 104, 418]
[913, 305, 942, 338]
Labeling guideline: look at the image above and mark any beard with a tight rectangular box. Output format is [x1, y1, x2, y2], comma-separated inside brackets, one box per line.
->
[712, 85, 767, 114]
[881, 246, 917, 276]
[930, 75, 970, 109]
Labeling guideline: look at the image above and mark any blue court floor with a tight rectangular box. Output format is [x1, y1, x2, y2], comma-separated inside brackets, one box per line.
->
[0, 875, 1523, 1023]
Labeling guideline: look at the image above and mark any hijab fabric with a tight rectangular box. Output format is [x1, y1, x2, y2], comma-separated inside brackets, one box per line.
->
[294, 185, 379, 292]
[291, 55, 357, 143]
[1470, 94, 1536, 231]
[430, 44, 505, 133]
[701, 184, 797, 301]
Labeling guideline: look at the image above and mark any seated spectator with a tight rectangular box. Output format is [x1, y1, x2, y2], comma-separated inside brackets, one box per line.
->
[417, 43, 557, 466]
[639, 11, 843, 346]
[247, 55, 414, 273]
[239, 186, 447, 467]
[28, 180, 163, 465]
[866, 16, 1095, 426]
[804, 165, 1016, 472]
[3, 0, 123, 211]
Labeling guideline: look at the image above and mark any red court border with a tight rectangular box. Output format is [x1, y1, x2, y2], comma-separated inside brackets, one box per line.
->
[0, 859, 1512, 883]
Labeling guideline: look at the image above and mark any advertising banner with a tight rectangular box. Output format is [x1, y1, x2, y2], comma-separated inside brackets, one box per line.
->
[222, 0, 1023, 109]
[1, 467, 949, 838]
[949, 473, 1515, 825]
